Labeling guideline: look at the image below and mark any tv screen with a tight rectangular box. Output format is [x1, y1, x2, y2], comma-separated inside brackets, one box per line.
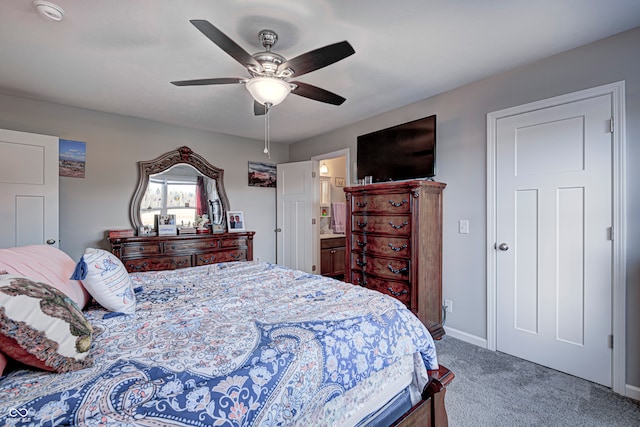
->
[357, 115, 436, 182]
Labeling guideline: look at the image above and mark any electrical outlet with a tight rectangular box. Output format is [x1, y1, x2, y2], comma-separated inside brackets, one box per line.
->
[444, 299, 453, 313]
[458, 220, 469, 234]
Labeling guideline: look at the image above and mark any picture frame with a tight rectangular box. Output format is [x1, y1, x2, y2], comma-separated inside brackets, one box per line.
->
[154, 214, 177, 236]
[59, 139, 86, 178]
[248, 161, 277, 187]
[335, 177, 345, 187]
[226, 211, 246, 232]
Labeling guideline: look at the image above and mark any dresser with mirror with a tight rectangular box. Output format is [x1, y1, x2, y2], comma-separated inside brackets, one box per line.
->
[109, 146, 254, 272]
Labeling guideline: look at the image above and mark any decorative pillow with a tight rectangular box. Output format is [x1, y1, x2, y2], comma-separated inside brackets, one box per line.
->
[73, 248, 136, 314]
[0, 245, 90, 309]
[0, 351, 7, 376]
[0, 275, 93, 372]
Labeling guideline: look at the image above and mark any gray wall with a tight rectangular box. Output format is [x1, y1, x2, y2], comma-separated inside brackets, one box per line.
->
[0, 94, 288, 262]
[289, 27, 640, 389]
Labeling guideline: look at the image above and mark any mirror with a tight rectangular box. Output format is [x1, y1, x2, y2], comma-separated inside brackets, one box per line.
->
[130, 146, 230, 233]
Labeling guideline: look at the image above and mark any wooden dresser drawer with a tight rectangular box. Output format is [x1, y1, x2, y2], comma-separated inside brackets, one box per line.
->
[164, 239, 219, 253]
[351, 272, 411, 308]
[196, 249, 247, 265]
[352, 215, 412, 235]
[124, 255, 191, 272]
[121, 243, 161, 256]
[351, 234, 410, 258]
[352, 193, 412, 213]
[351, 253, 410, 281]
[220, 237, 247, 248]
[110, 232, 255, 273]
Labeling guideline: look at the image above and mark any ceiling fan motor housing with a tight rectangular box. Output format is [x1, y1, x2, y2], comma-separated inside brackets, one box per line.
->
[250, 30, 293, 78]
[258, 29, 278, 49]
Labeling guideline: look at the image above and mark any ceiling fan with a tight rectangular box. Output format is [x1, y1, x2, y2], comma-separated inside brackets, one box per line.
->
[171, 20, 355, 115]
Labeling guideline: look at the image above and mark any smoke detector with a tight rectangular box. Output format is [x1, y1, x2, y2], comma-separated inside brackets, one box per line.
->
[33, 1, 65, 21]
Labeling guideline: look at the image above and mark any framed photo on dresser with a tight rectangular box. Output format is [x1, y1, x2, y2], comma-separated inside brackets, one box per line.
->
[227, 211, 246, 232]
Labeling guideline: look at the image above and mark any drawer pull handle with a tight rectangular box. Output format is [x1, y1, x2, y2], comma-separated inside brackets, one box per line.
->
[388, 243, 408, 252]
[355, 278, 367, 286]
[173, 259, 188, 266]
[387, 265, 408, 275]
[356, 259, 367, 267]
[356, 220, 368, 228]
[138, 247, 144, 251]
[231, 253, 241, 259]
[389, 221, 409, 230]
[170, 245, 176, 250]
[130, 262, 148, 271]
[356, 240, 366, 248]
[388, 287, 408, 297]
[210, 242, 216, 247]
[389, 199, 408, 207]
[356, 201, 368, 208]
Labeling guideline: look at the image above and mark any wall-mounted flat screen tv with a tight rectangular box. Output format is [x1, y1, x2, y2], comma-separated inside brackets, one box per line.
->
[357, 114, 436, 182]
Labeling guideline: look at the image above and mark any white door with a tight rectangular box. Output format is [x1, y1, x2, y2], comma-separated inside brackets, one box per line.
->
[496, 94, 613, 386]
[276, 161, 318, 273]
[0, 128, 59, 249]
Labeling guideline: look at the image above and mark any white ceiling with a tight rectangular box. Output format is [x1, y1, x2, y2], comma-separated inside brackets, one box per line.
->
[1, 1, 639, 144]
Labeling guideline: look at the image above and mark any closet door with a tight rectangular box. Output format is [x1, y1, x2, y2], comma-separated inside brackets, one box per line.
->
[0, 128, 59, 248]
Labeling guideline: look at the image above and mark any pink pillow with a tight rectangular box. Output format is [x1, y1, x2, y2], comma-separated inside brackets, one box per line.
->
[0, 245, 90, 309]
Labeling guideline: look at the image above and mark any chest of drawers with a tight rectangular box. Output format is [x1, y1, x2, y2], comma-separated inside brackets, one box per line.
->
[108, 232, 254, 273]
[345, 180, 446, 338]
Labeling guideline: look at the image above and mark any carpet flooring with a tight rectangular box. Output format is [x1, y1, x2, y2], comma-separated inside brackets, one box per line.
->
[434, 336, 640, 426]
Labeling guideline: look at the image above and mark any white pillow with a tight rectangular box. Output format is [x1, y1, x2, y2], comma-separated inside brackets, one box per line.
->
[77, 248, 136, 314]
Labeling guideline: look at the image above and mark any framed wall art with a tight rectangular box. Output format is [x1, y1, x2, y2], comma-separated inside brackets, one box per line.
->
[248, 161, 276, 187]
[59, 139, 86, 178]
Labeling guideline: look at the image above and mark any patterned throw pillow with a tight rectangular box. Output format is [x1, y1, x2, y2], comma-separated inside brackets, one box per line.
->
[0, 245, 90, 309]
[0, 275, 93, 372]
[73, 248, 136, 314]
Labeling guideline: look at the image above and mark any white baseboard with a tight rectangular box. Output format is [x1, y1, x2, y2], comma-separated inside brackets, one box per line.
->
[444, 326, 487, 348]
[626, 384, 640, 401]
[444, 327, 640, 402]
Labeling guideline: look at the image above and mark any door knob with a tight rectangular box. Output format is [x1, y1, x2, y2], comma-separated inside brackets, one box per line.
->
[498, 243, 509, 251]
[46, 239, 56, 245]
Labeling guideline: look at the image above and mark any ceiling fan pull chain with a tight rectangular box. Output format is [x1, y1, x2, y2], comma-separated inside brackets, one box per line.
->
[264, 103, 272, 159]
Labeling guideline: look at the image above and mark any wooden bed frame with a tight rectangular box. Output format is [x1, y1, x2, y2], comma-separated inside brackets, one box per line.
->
[395, 365, 454, 427]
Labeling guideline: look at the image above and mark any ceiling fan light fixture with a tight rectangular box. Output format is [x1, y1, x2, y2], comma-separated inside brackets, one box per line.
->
[246, 77, 291, 106]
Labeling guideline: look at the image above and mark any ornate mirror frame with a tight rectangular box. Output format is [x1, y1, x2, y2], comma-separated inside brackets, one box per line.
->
[129, 146, 230, 232]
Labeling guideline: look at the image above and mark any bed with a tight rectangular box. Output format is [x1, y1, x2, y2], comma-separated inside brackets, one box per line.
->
[0, 245, 449, 426]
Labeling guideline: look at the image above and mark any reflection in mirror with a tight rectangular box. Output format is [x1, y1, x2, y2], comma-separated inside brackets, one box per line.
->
[140, 165, 223, 228]
[130, 146, 230, 233]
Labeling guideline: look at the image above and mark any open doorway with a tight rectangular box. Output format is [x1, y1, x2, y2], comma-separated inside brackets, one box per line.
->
[312, 149, 350, 279]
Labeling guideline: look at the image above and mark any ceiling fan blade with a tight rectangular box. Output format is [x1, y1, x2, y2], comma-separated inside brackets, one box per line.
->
[190, 20, 261, 69]
[254, 101, 267, 116]
[171, 78, 245, 86]
[278, 41, 355, 77]
[291, 81, 346, 105]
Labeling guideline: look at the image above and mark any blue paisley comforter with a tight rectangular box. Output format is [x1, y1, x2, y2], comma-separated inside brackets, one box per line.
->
[0, 261, 438, 426]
